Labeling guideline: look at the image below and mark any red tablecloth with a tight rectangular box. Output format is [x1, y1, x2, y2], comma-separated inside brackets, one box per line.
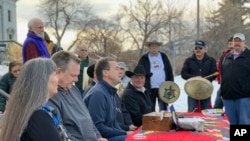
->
[126, 112, 229, 141]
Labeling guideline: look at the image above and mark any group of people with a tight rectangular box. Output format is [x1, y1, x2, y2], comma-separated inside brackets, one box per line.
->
[0, 16, 249, 141]
[0, 18, 63, 112]
[181, 33, 250, 126]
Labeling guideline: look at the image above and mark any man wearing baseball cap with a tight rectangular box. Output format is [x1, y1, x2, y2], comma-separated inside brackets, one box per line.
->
[233, 33, 245, 41]
[181, 40, 217, 112]
[221, 33, 250, 125]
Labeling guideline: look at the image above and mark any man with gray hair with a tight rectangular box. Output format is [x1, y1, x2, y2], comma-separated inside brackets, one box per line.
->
[22, 18, 50, 63]
[48, 51, 107, 141]
[138, 35, 174, 111]
[75, 45, 95, 95]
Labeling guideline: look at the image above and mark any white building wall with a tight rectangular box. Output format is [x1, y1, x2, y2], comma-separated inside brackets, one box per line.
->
[0, 0, 17, 41]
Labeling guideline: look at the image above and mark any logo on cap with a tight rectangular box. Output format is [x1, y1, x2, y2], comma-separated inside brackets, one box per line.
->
[195, 40, 206, 48]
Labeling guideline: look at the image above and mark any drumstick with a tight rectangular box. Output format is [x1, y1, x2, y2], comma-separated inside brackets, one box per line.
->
[203, 72, 219, 79]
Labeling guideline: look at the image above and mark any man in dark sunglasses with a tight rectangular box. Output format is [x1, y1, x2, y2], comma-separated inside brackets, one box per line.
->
[181, 40, 217, 112]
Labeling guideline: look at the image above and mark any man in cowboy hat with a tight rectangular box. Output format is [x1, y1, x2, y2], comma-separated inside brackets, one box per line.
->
[138, 35, 174, 111]
[121, 64, 153, 126]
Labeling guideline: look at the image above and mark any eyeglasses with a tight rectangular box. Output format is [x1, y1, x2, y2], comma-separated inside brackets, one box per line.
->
[195, 47, 203, 50]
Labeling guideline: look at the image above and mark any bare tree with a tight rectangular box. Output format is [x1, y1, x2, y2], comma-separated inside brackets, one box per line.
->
[75, 16, 125, 57]
[38, 0, 93, 49]
[5, 43, 22, 62]
[118, 0, 187, 56]
[204, 0, 250, 58]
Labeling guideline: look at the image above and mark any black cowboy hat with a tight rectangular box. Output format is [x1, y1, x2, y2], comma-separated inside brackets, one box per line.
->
[125, 64, 152, 78]
[87, 64, 95, 78]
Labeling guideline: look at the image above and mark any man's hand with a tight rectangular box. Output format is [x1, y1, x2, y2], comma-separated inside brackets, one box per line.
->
[98, 137, 108, 141]
[129, 124, 137, 131]
[126, 131, 134, 135]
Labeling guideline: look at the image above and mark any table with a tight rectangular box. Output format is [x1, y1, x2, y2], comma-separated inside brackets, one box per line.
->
[126, 112, 229, 141]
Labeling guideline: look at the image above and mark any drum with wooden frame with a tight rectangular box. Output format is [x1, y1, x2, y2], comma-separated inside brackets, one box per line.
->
[184, 76, 213, 100]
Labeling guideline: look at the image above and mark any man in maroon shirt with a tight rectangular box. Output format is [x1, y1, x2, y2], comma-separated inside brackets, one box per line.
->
[213, 36, 233, 108]
[22, 18, 50, 63]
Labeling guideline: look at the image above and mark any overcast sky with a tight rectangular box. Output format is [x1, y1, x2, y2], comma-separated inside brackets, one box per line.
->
[16, 0, 130, 48]
[16, 0, 212, 48]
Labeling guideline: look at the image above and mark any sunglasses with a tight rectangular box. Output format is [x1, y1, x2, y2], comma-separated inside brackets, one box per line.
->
[195, 47, 203, 50]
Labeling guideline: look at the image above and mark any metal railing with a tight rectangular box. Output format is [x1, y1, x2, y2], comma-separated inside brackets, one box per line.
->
[0, 89, 10, 99]
[0, 40, 22, 46]
[0, 89, 8, 125]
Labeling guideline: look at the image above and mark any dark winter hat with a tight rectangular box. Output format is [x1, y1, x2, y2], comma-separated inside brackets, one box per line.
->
[195, 40, 206, 48]
[125, 64, 152, 78]
[87, 64, 95, 78]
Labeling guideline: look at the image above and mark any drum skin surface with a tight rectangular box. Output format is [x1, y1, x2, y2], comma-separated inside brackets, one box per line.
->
[159, 81, 180, 104]
[184, 77, 213, 100]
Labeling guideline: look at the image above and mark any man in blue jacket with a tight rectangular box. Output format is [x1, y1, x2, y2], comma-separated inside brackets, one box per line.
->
[84, 57, 132, 141]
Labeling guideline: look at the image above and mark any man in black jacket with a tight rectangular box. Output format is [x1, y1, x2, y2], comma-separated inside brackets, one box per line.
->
[221, 33, 250, 125]
[181, 40, 217, 112]
[122, 65, 153, 126]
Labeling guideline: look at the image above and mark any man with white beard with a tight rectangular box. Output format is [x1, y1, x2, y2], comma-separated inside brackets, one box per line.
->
[22, 18, 50, 63]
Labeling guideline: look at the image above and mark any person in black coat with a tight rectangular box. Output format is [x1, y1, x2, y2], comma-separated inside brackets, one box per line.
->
[221, 33, 250, 125]
[122, 65, 153, 126]
[181, 40, 217, 112]
[138, 35, 174, 111]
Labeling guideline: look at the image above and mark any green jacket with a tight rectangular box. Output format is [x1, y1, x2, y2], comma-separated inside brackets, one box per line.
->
[75, 57, 95, 94]
[0, 72, 16, 111]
